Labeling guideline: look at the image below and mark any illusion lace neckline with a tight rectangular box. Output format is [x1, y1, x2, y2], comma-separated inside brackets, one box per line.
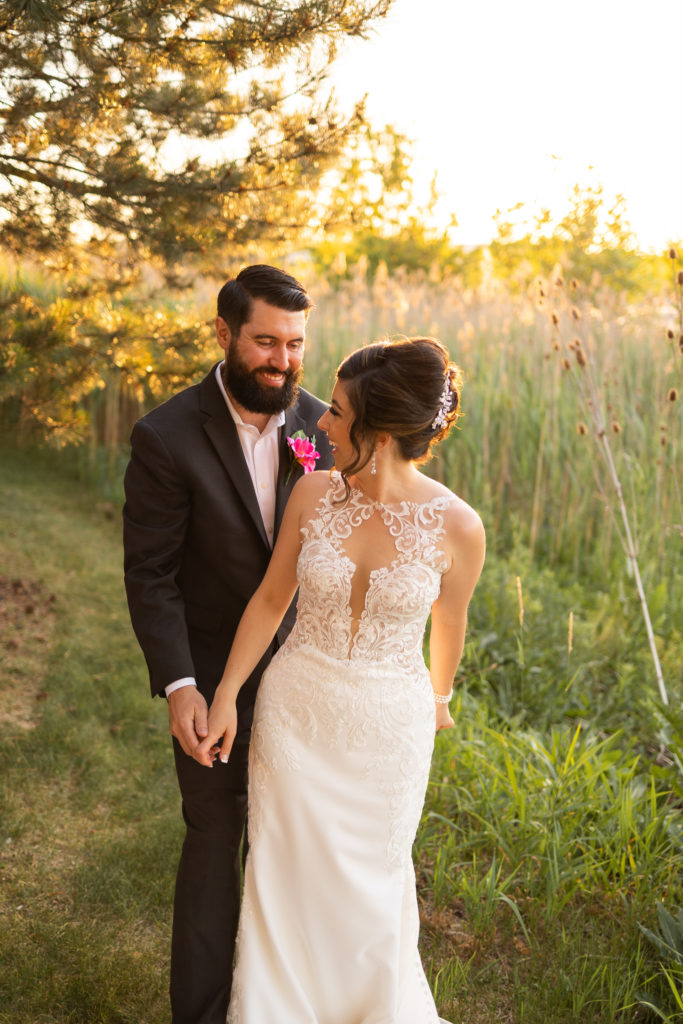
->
[342, 477, 453, 513]
[293, 473, 454, 667]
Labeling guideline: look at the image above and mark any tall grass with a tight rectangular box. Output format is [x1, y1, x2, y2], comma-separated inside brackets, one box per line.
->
[3, 255, 680, 724]
[3, 254, 680, 586]
[306, 267, 681, 577]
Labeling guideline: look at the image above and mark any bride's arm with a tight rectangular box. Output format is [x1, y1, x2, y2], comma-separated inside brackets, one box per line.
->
[194, 474, 318, 767]
[429, 502, 486, 730]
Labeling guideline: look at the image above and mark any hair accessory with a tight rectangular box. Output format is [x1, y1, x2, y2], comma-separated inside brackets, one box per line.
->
[370, 450, 377, 475]
[431, 375, 451, 432]
[434, 689, 453, 704]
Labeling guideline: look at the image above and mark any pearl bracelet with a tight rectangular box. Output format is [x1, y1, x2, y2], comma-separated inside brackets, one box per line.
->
[433, 689, 453, 704]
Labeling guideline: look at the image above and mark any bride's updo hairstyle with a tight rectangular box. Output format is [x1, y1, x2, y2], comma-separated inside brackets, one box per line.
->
[335, 336, 462, 493]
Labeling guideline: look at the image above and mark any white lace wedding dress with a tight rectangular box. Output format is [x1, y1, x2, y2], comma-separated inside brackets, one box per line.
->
[228, 474, 454, 1024]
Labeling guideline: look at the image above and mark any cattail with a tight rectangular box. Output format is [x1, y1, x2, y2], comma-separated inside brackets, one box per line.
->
[678, 271, 683, 286]
[570, 278, 579, 290]
[660, 435, 668, 448]
[575, 348, 587, 368]
[667, 328, 675, 340]
[611, 421, 622, 434]
[570, 305, 581, 321]
[551, 312, 559, 326]
[516, 576, 524, 627]
[555, 276, 565, 287]
[552, 340, 561, 351]
[669, 247, 677, 259]
[669, 388, 679, 402]
[562, 357, 571, 370]
[577, 422, 588, 436]
[679, 334, 683, 354]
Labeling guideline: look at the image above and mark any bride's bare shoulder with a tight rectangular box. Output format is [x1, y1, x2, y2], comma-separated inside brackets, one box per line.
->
[440, 491, 486, 554]
[289, 469, 335, 514]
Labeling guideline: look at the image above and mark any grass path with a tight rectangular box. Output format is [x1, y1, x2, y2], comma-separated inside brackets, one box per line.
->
[0, 449, 178, 1023]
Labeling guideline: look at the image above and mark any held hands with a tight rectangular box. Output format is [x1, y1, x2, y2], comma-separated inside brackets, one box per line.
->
[194, 686, 238, 767]
[168, 686, 209, 756]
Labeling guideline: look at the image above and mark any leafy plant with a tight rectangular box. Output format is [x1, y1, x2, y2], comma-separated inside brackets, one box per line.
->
[638, 904, 683, 1021]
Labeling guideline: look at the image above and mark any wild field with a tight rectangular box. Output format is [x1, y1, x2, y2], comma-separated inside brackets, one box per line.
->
[1, 258, 681, 1022]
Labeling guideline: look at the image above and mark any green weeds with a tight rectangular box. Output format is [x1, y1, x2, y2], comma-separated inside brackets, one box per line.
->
[415, 690, 682, 1021]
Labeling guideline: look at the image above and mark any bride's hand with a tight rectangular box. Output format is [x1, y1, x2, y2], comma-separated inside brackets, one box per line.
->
[194, 688, 238, 767]
[435, 703, 454, 732]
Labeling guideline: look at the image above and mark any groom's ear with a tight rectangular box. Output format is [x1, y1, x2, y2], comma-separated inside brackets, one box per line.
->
[215, 316, 231, 353]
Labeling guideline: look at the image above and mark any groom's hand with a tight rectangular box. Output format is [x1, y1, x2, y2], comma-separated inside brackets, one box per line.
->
[168, 686, 209, 757]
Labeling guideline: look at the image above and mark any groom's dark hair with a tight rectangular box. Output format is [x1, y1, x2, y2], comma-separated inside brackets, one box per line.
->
[217, 264, 313, 337]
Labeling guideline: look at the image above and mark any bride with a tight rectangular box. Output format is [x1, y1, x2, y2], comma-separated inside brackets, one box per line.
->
[195, 336, 485, 1023]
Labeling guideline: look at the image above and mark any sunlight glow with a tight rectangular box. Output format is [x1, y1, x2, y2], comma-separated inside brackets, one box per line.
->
[329, 0, 683, 250]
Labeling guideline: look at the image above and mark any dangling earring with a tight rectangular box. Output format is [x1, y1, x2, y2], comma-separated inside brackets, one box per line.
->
[371, 450, 377, 476]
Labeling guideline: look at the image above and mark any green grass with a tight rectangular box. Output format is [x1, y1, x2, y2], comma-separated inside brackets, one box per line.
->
[1, 427, 681, 1022]
[420, 697, 683, 1021]
[0, 448, 179, 1023]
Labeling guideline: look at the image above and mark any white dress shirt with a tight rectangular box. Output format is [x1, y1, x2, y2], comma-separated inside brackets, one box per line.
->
[165, 363, 284, 698]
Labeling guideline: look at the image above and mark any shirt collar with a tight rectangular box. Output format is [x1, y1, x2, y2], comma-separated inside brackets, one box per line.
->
[215, 362, 285, 435]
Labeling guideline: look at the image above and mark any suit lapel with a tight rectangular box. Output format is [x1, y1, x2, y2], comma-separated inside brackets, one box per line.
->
[274, 404, 308, 538]
[199, 368, 271, 549]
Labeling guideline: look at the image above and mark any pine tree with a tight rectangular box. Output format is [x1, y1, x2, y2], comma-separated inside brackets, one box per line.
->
[0, 0, 392, 259]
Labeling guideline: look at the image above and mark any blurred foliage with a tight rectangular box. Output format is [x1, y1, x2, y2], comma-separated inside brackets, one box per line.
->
[0, 0, 393, 262]
[488, 183, 673, 295]
[0, 253, 215, 445]
[309, 126, 482, 283]
[312, 170, 675, 297]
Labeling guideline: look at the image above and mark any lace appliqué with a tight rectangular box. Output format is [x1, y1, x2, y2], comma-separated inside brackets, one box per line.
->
[248, 645, 436, 865]
[289, 474, 452, 673]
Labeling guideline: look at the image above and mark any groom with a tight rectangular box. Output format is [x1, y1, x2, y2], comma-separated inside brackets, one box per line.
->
[123, 264, 332, 1024]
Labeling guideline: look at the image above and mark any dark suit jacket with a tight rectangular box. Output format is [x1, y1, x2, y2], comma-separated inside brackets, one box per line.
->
[123, 364, 333, 724]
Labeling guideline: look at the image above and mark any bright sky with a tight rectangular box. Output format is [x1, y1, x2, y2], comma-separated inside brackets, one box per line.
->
[329, 0, 683, 251]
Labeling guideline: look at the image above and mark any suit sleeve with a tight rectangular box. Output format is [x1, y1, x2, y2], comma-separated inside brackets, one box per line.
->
[123, 418, 196, 697]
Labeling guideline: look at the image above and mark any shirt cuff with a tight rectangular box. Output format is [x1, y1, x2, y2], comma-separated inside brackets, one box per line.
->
[165, 677, 198, 698]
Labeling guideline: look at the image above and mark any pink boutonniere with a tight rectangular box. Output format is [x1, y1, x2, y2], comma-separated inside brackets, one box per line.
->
[285, 430, 320, 483]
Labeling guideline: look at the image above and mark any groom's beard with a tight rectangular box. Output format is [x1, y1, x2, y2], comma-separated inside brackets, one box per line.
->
[223, 344, 302, 415]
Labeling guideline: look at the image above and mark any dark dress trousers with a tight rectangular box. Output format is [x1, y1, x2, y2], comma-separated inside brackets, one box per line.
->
[122, 365, 332, 1024]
